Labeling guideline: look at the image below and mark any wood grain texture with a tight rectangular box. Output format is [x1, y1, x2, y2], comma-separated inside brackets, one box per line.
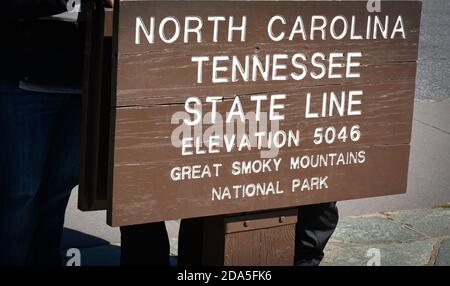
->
[113, 80, 415, 164]
[110, 144, 410, 225]
[224, 224, 296, 266]
[106, 0, 421, 226]
[115, 0, 420, 106]
[177, 209, 297, 266]
[225, 208, 298, 233]
[79, 1, 110, 211]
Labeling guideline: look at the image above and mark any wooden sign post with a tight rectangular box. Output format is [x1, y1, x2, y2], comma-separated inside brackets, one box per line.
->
[80, 0, 422, 265]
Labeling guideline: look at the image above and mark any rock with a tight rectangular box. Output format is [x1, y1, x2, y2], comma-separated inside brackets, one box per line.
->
[435, 239, 450, 266]
[330, 216, 425, 243]
[322, 239, 437, 266]
[386, 208, 450, 237]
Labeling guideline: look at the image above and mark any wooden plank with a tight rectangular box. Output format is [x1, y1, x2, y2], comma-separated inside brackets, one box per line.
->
[115, 0, 421, 106]
[225, 208, 298, 233]
[104, 8, 114, 37]
[178, 208, 298, 266]
[109, 144, 410, 225]
[112, 80, 415, 164]
[79, 0, 107, 211]
[224, 224, 296, 266]
[79, 4, 114, 211]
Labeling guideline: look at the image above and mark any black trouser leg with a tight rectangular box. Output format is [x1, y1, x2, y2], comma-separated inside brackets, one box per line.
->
[120, 222, 170, 266]
[178, 218, 204, 266]
[294, 202, 339, 266]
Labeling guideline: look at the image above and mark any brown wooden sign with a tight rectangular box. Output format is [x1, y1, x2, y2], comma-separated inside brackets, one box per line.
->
[96, 0, 422, 226]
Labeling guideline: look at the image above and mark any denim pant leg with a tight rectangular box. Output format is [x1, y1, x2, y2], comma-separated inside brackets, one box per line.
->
[0, 82, 55, 265]
[29, 94, 81, 265]
[0, 81, 80, 265]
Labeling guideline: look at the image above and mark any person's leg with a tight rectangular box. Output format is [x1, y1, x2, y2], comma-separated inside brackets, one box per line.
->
[28, 94, 81, 266]
[0, 81, 58, 265]
[178, 218, 204, 266]
[294, 202, 339, 266]
[120, 222, 170, 266]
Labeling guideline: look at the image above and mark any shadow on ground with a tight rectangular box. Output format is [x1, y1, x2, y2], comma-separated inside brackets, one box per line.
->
[61, 228, 121, 266]
[61, 228, 178, 266]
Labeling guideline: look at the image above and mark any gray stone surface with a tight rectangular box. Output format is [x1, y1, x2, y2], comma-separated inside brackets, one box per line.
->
[322, 207, 450, 266]
[322, 239, 438, 266]
[321, 242, 368, 266]
[386, 208, 450, 238]
[436, 239, 450, 266]
[331, 216, 425, 244]
[416, 0, 450, 102]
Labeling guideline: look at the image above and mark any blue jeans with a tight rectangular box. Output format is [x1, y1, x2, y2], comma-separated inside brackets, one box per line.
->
[0, 81, 80, 265]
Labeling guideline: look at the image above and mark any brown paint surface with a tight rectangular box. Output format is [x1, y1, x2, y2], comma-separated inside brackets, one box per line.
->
[106, 0, 421, 226]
